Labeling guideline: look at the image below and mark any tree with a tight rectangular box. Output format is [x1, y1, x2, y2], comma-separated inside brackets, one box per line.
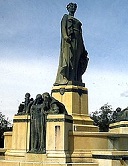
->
[0, 112, 12, 147]
[90, 104, 113, 132]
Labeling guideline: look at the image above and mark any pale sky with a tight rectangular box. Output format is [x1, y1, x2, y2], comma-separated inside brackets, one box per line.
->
[0, 0, 128, 121]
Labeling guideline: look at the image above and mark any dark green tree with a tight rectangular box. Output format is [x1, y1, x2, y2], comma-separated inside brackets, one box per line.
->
[90, 104, 113, 132]
[0, 112, 12, 147]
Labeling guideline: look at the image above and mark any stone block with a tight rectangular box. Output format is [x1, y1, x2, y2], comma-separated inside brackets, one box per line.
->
[109, 121, 128, 134]
[92, 151, 128, 166]
[0, 160, 20, 166]
[73, 124, 98, 132]
[52, 85, 94, 126]
[4, 132, 12, 150]
[11, 115, 30, 151]
[5, 115, 30, 161]
[52, 85, 88, 116]
[46, 114, 73, 163]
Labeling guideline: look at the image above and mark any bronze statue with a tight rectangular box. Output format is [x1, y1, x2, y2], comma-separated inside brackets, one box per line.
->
[111, 107, 128, 122]
[17, 93, 33, 115]
[29, 92, 67, 153]
[54, 3, 89, 86]
[120, 107, 128, 121]
[111, 107, 122, 123]
[42, 92, 68, 115]
[29, 94, 45, 153]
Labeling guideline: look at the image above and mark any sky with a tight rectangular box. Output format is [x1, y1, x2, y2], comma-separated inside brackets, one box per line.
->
[0, 0, 128, 121]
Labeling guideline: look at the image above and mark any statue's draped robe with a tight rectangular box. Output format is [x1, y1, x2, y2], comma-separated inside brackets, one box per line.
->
[30, 104, 46, 153]
[55, 14, 88, 85]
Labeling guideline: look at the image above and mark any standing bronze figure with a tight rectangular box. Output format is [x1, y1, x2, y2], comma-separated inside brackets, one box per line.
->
[30, 94, 45, 153]
[54, 3, 89, 86]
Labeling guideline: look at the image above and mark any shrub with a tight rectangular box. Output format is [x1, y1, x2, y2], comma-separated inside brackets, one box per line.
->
[90, 104, 113, 132]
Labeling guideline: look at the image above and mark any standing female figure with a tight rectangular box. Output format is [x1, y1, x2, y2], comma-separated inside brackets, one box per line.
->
[54, 3, 89, 86]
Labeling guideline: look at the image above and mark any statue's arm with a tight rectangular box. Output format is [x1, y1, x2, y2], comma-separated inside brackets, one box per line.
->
[61, 14, 71, 43]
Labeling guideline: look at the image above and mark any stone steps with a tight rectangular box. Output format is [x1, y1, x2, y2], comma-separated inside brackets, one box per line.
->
[0, 160, 98, 166]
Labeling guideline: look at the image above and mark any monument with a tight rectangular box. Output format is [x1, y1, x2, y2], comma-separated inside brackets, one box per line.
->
[1, 3, 128, 166]
[52, 3, 92, 126]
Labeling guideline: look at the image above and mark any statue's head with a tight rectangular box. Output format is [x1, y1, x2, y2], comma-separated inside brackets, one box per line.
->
[66, 3, 77, 14]
[116, 107, 121, 112]
[35, 94, 43, 104]
[42, 92, 51, 102]
[25, 93, 30, 98]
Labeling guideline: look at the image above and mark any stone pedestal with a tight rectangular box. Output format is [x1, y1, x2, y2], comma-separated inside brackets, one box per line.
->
[5, 115, 30, 160]
[4, 132, 12, 150]
[52, 85, 88, 116]
[46, 114, 73, 163]
[51, 85, 98, 132]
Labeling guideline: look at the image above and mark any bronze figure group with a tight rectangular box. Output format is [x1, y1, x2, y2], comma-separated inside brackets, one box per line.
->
[17, 92, 67, 153]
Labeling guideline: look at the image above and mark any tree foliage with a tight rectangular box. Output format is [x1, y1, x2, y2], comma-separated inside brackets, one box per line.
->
[0, 112, 12, 147]
[90, 104, 113, 132]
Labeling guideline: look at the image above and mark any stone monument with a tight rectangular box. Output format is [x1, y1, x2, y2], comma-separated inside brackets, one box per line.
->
[1, 3, 128, 166]
[52, 3, 94, 127]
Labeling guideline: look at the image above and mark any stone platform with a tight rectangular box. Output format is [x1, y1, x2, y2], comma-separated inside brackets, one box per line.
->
[1, 114, 99, 166]
[1, 113, 128, 166]
[1, 85, 128, 166]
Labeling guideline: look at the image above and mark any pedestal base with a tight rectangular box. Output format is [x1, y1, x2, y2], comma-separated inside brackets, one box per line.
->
[5, 115, 30, 161]
[51, 85, 98, 132]
[52, 85, 88, 116]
